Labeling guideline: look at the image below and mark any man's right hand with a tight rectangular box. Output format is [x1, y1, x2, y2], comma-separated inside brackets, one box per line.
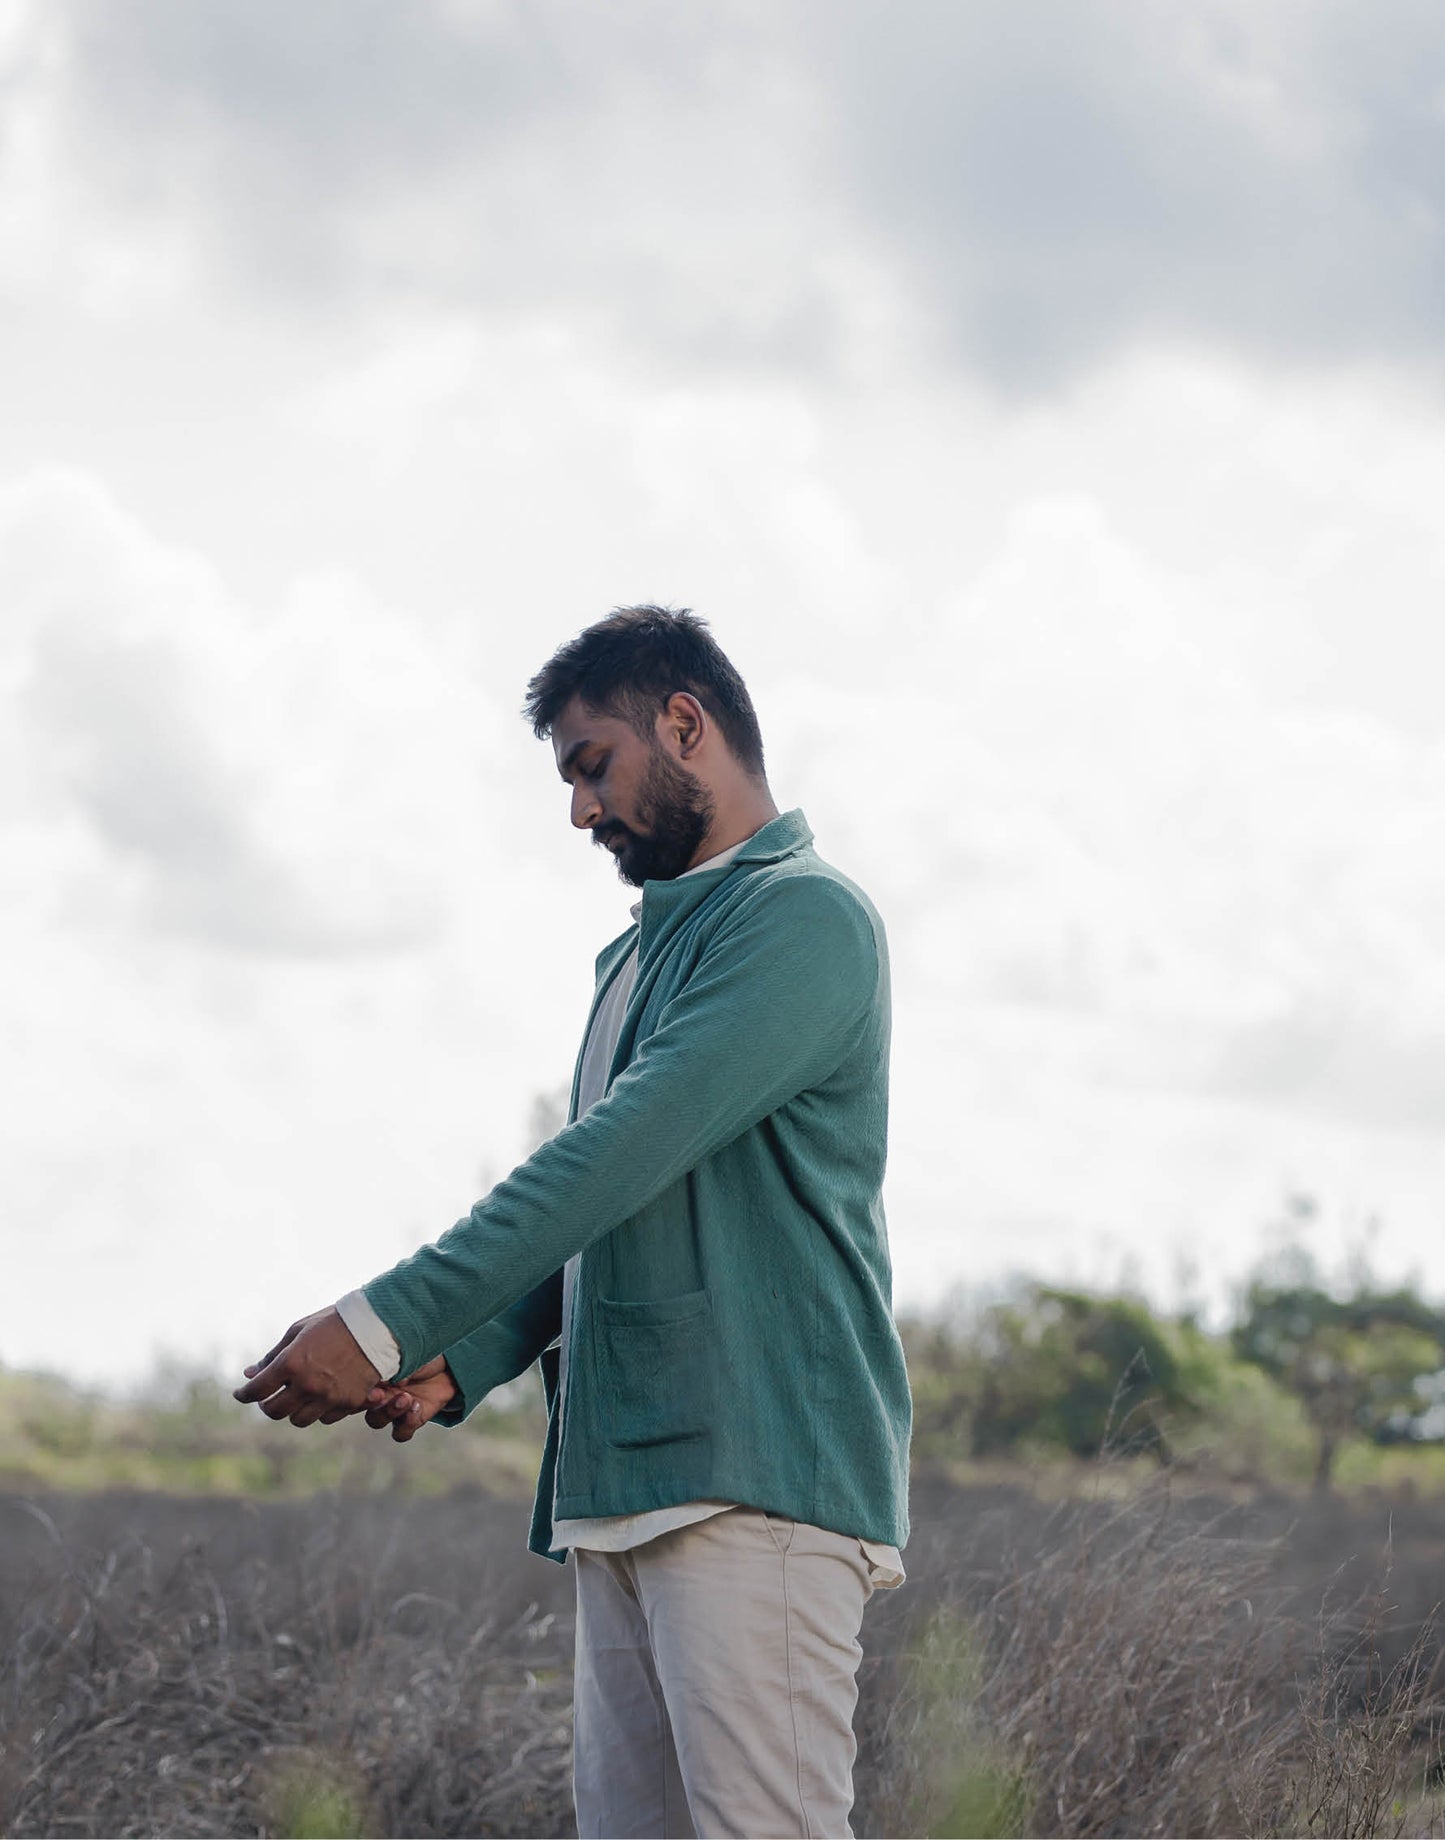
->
[361, 1356, 458, 1441]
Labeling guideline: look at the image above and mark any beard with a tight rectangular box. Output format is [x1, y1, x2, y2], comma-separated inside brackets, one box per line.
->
[596, 743, 717, 887]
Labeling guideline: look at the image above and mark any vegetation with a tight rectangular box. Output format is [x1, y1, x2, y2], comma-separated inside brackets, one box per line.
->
[6, 1212, 1445, 1836]
[1231, 1278, 1445, 1491]
[902, 1270, 1445, 1497]
[905, 1283, 1199, 1467]
[881, 1478, 1445, 1839]
[0, 1491, 575, 1839]
[4, 1478, 1443, 1838]
[0, 1362, 548, 1500]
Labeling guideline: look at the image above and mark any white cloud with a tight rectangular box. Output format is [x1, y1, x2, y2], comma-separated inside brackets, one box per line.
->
[4, 4, 1445, 1381]
[810, 0, 1445, 386]
[745, 352, 1445, 1319]
[0, 471, 588, 1385]
[1, 470, 502, 954]
[12, 0, 1445, 391]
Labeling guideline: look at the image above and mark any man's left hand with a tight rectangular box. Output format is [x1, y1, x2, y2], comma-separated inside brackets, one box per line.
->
[233, 1307, 383, 1426]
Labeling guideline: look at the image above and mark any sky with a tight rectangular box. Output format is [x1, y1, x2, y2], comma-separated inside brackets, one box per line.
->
[4, 0, 1445, 1389]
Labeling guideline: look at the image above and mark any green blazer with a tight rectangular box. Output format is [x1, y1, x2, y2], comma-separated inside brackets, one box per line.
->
[363, 808, 912, 1562]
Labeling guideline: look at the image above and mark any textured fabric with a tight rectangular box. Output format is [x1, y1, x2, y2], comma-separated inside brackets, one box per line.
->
[555, 1495, 739, 1554]
[553, 843, 748, 1553]
[363, 808, 912, 1562]
[572, 1507, 877, 1839]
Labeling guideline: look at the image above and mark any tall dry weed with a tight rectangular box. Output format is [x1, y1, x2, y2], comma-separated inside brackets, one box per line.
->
[4, 1483, 1444, 1838]
[863, 1477, 1445, 1838]
[1269, 1564, 1445, 1840]
[0, 1493, 575, 1838]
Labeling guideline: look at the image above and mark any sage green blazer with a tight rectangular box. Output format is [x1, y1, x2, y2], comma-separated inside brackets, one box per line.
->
[363, 809, 912, 1562]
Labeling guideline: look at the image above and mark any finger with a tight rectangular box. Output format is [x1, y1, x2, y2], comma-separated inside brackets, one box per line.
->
[392, 1399, 426, 1443]
[318, 1404, 353, 1424]
[288, 1398, 328, 1428]
[234, 1322, 307, 1402]
[258, 1387, 306, 1421]
[366, 1391, 404, 1435]
[235, 1350, 294, 1405]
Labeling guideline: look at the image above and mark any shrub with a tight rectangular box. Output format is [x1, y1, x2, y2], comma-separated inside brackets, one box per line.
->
[863, 1477, 1445, 1838]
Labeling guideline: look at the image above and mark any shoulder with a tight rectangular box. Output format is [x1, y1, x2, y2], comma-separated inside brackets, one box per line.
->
[726, 851, 886, 961]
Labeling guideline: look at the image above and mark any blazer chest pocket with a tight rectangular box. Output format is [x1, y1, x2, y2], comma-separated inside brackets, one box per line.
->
[596, 1290, 713, 1450]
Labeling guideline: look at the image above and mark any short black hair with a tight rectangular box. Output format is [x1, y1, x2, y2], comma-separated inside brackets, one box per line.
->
[522, 604, 766, 777]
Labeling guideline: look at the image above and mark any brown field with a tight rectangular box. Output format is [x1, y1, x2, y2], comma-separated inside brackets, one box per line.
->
[3, 1471, 1444, 1838]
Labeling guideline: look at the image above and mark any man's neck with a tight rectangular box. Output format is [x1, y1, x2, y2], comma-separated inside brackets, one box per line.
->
[687, 788, 781, 872]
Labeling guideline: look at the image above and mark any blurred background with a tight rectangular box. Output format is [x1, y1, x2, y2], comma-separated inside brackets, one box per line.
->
[4, 0, 1445, 1393]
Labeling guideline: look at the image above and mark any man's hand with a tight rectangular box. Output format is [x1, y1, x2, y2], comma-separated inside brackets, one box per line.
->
[233, 1307, 383, 1426]
[361, 1356, 457, 1442]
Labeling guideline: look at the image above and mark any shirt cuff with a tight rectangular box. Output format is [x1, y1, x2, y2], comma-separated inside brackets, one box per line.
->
[335, 1289, 402, 1383]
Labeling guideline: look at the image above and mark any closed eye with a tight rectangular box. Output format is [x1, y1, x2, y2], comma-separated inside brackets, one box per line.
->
[558, 740, 610, 786]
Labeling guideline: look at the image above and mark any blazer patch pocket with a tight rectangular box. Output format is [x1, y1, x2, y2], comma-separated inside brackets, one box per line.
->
[596, 1289, 714, 1449]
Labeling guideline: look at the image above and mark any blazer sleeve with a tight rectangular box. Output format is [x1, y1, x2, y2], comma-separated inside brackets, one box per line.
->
[433, 1266, 564, 1424]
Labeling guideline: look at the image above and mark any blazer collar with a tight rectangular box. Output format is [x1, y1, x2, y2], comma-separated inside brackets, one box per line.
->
[634, 808, 813, 956]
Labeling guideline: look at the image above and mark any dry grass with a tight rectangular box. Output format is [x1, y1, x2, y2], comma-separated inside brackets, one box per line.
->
[0, 1491, 575, 1838]
[863, 1476, 1445, 1838]
[1276, 1575, 1445, 1840]
[4, 1478, 1445, 1838]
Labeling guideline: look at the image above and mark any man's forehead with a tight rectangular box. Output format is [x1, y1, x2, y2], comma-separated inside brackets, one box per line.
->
[552, 700, 628, 770]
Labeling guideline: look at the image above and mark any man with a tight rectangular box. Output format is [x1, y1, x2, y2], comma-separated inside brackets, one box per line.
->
[236, 605, 912, 1838]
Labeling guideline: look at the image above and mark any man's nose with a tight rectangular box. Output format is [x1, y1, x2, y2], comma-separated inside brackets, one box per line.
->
[571, 782, 601, 830]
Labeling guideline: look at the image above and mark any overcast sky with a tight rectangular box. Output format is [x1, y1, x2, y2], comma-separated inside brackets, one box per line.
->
[4, 0, 1445, 1389]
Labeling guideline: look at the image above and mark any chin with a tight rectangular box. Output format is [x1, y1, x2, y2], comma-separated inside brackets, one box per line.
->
[609, 846, 643, 887]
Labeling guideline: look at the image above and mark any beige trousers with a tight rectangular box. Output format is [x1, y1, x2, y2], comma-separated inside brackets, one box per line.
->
[571, 1507, 881, 1839]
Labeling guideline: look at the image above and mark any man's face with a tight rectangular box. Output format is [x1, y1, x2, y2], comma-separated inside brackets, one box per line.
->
[552, 698, 716, 888]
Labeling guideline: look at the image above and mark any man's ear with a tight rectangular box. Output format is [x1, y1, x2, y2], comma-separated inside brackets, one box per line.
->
[663, 691, 707, 759]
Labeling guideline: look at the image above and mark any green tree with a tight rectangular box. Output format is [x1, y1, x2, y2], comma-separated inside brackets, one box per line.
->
[904, 1285, 1199, 1465]
[1231, 1280, 1445, 1491]
[971, 1286, 1196, 1461]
